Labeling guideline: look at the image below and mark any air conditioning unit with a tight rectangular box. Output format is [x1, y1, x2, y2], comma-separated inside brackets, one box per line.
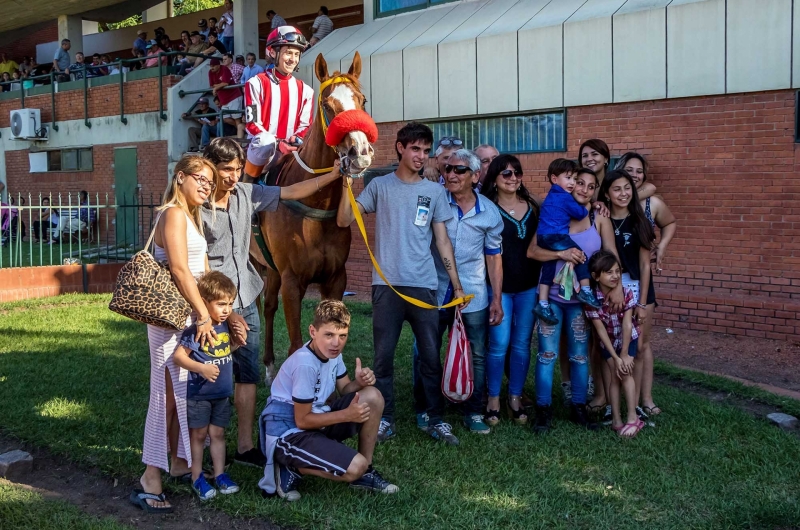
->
[10, 109, 46, 140]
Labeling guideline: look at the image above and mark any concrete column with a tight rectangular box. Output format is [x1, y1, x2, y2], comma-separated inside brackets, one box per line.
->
[142, 1, 169, 23]
[363, 0, 374, 22]
[233, 0, 260, 58]
[57, 15, 84, 61]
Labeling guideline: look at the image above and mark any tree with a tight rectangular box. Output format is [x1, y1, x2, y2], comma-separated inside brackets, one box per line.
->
[102, 0, 224, 31]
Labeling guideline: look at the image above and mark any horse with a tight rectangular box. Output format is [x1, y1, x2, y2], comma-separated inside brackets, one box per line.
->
[250, 51, 374, 383]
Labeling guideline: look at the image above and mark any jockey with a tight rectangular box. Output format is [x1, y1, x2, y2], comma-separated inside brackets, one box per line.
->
[244, 26, 314, 179]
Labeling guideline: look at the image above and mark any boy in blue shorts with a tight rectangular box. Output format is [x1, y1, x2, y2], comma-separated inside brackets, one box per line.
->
[534, 158, 601, 325]
[173, 271, 240, 501]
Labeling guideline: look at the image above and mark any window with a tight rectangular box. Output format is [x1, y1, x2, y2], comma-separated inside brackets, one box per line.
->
[426, 111, 566, 154]
[376, 0, 456, 18]
[38, 148, 93, 172]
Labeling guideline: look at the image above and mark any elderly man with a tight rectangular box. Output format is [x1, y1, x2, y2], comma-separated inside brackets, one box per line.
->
[132, 29, 148, 57]
[52, 39, 71, 82]
[414, 148, 504, 435]
[266, 10, 287, 29]
[474, 144, 499, 191]
[423, 137, 463, 183]
[241, 53, 264, 84]
[66, 52, 87, 80]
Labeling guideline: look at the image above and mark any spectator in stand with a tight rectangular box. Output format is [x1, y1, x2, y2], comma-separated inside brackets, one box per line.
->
[266, 10, 287, 29]
[52, 39, 71, 81]
[145, 41, 168, 69]
[109, 60, 128, 76]
[67, 52, 87, 80]
[10, 71, 21, 88]
[241, 52, 263, 83]
[154, 26, 166, 38]
[100, 55, 112, 75]
[177, 31, 210, 75]
[180, 30, 191, 52]
[159, 34, 174, 54]
[20, 56, 33, 77]
[33, 197, 58, 244]
[223, 53, 243, 84]
[0, 53, 19, 76]
[182, 96, 216, 152]
[309, 6, 334, 47]
[133, 29, 148, 57]
[198, 19, 211, 39]
[209, 17, 218, 30]
[206, 32, 227, 55]
[208, 58, 242, 134]
[0, 73, 11, 92]
[219, 0, 235, 53]
[84, 54, 103, 78]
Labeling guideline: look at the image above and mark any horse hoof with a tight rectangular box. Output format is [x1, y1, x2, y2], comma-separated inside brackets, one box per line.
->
[264, 364, 276, 387]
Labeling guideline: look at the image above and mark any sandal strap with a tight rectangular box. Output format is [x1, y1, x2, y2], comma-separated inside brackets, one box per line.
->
[136, 491, 166, 502]
[486, 409, 500, 419]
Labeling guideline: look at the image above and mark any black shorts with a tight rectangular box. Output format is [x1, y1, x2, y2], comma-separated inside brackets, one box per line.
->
[187, 397, 231, 428]
[274, 392, 361, 476]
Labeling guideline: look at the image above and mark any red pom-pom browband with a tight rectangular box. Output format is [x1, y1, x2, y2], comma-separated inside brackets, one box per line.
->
[325, 109, 379, 147]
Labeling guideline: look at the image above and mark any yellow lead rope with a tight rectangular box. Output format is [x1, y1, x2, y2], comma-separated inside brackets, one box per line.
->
[346, 181, 474, 310]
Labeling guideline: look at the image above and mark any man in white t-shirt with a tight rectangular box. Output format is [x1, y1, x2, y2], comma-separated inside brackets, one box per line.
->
[258, 300, 398, 501]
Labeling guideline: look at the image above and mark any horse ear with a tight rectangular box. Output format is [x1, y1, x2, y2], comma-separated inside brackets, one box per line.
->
[315, 53, 329, 83]
[348, 52, 362, 79]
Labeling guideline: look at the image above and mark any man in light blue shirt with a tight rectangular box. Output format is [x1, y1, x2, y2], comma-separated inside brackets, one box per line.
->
[52, 39, 71, 81]
[241, 53, 264, 84]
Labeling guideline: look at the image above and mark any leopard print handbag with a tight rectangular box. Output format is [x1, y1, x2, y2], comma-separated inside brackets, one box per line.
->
[109, 211, 191, 330]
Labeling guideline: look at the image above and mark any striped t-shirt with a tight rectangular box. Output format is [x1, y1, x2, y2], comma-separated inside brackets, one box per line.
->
[312, 15, 333, 40]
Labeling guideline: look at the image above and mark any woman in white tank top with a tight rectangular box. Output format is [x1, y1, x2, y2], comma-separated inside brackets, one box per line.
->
[132, 156, 218, 514]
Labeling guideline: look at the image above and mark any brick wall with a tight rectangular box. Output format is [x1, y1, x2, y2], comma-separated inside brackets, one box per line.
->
[5, 22, 58, 63]
[0, 263, 123, 302]
[0, 75, 178, 128]
[351, 90, 800, 341]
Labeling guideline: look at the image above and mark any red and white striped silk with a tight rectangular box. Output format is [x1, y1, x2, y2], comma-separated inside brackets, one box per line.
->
[244, 70, 314, 140]
[442, 308, 474, 403]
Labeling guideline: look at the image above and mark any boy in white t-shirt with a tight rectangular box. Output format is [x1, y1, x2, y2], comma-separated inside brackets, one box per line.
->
[258, 300, 398, 501]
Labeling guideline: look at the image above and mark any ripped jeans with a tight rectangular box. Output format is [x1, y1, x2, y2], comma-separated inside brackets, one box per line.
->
[535, 299, 589, 406]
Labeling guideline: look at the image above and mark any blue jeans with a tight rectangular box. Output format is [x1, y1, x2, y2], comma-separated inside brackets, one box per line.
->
[535, 299, 589, 406]
[201, 123, 219, 148]
[221, 36, 234, 54]
[232, 300, 261, 384]
[413, 308, 488, 416]
[486, 287, 536, 398]
[538, 233, 590, 286]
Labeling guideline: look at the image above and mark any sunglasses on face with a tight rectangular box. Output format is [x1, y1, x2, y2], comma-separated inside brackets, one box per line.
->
[500, 169, 523, 179]
[445, 164, 471, 175]
[439, 137, 463, 147]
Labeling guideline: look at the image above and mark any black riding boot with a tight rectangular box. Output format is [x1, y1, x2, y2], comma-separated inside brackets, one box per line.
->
[532, 405, 552, 434]
[570, 403, 599, 431]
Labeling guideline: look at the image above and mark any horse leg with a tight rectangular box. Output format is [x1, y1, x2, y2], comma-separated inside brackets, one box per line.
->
[280, 273, 308, 357]
[262, 266, 281, 386]
[319, 268, 347, 301]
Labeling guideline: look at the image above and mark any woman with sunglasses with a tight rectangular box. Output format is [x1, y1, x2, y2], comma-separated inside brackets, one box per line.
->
[133, 155, 218, 514]
[481, 155, 540, 426]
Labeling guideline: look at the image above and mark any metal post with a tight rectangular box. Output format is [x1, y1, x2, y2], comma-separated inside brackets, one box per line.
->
[84, 65, 91, 128]
[50, 71, 59, 131]
[158, 52, 167, 120]
[19, 79, 24, 109]
[119, 61, 128, 125]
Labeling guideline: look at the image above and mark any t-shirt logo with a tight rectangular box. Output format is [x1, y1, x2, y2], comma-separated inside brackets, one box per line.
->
[415, 195, 431, 227]
[201, 332, 232, 358]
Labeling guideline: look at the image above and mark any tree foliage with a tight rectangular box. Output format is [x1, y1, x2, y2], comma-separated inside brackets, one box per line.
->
[103, 0, 224, 32]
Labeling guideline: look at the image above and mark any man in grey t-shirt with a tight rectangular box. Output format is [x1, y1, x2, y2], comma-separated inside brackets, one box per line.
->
[337, 122, 467, 446]
[308, 6, 333, 47]
[52, 39, 71, 82]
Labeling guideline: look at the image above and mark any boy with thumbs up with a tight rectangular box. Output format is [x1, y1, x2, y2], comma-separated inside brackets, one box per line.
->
[258, 300, 398, 501]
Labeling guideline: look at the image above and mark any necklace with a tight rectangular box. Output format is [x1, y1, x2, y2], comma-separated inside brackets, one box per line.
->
[611, 214, 629, 236]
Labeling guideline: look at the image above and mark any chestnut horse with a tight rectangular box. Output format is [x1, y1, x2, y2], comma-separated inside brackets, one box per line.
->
[251, 52, 374, 382]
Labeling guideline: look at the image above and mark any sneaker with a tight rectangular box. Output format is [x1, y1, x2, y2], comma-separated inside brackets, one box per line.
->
[577, 289, 602, 309]
[570, 403, 599, 431]
[377, 418, 396, 443]
[416, 412, 430, 430]
[426, 422, 460, 446]
[234, 448, 266, 468]
[561, 381, 572, 406]
[214, 473, 239, 495]
[532, 405, 552, 435]
[636, 406, 650, 422]
[192, 475, 217, 501]
[463, 414, 491, 434]
[602, 405, 612, 426]
[349, 466, 399, 494]
[274, 462, 302, 502]
[533, 303, 559, 325]
[587, 376, 595, 400]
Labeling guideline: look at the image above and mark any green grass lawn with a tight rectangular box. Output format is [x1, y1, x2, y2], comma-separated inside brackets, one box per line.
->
[1, 294, 799, 529]
[0, 480, 130, 530]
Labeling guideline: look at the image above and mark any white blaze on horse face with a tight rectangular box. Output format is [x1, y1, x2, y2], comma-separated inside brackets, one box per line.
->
[330, 84, 357, 111]
[346, 131, 374, 172]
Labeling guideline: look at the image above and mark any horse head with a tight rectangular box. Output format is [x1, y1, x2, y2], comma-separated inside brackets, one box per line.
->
[314, 52, 375, 175]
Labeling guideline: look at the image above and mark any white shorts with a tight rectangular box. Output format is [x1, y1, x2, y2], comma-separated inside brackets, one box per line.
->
[222, 96, 242, 119]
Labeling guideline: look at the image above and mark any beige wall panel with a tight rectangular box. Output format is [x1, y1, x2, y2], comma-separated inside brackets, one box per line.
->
[613, 6, 667, 102]
[667, 0, 725, 98]
[727, 0, 791, 92]
[477, 32, 518, 114]
[563, 16, 613, 106]
[518, 24, 563, 110]
[370, 51, 405, 123]
[438, 40, 477, 117]
[403, 45, 439, 120]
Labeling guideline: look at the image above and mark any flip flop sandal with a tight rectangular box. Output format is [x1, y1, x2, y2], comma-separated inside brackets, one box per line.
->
[485, 409, 501, 427]
[642, 405, 662, 417]
[129, 489, 174, 514]
[506, 403, 528, 426]
[618, 420, 644, 438]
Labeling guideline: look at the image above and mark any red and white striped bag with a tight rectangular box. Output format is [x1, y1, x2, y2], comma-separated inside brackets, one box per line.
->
[441, 308, 474, 403]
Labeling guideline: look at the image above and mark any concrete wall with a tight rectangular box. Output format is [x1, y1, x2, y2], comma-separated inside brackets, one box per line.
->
[0, 263, 124, 302]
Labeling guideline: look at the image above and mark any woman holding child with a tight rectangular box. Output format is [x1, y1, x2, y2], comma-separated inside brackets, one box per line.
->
[132, 155, 218, 514]
[528, 163, 620, 433]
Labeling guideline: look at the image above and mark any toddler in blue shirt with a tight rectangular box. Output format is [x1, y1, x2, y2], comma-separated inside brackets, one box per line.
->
[534, 159, 601, 325]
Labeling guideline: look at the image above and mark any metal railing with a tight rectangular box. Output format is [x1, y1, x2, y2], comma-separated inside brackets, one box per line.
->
[178, 79, 246, 139]
[0, 191, 160, 268]
[0, 51, 219, 131]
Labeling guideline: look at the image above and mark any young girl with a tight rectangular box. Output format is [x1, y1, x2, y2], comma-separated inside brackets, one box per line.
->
[585, 250, 643, 438]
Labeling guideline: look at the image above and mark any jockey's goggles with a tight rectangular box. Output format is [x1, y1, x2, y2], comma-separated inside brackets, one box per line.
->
[444, 164, 471, 175]
[269, 32, 308, 50]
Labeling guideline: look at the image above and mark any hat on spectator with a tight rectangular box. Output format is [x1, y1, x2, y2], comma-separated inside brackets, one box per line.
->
[209, 58, 221, 66]
[137, 29, 146, 35]
[235, 54, 245, 60]
[198, 19, 208, 28]
[146, 40, 158, 49]
[190, 31, 200, 37]
[198, 97, 209, 104]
